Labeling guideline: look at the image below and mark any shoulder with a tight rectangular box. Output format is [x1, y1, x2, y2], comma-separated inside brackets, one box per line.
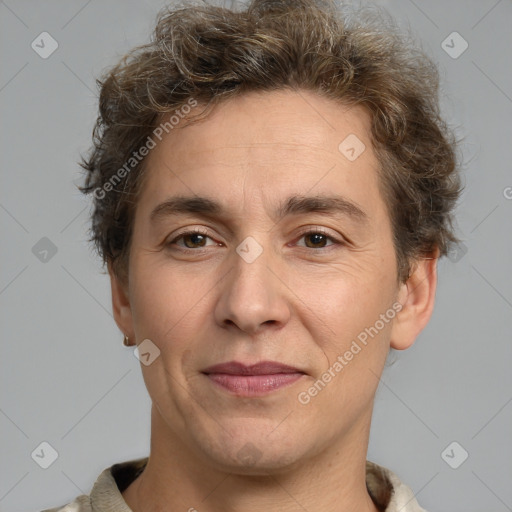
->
[41, 495, 91, 512]
[39, 458, 148, 512]
[366, 461, 428, 512]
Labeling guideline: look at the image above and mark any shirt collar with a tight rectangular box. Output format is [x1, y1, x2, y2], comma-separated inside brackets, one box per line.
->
[89, 458, 426, 512]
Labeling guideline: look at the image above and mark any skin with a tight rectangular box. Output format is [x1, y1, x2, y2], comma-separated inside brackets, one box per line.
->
[110, 89, 438, 512]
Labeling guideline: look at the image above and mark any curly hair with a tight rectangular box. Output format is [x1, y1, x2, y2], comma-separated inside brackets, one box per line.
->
[79, 0, 462, 284]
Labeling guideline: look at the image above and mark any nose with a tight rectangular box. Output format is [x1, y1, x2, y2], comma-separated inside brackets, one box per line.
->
[214, 241, 291, 336]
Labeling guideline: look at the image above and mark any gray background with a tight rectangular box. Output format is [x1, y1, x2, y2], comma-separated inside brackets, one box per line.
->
[0, 0, 511, 511]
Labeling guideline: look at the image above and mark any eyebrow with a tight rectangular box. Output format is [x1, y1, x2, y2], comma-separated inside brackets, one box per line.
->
[149, 194, 369, 225]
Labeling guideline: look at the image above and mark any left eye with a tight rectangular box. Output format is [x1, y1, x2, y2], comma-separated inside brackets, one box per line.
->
[296, 231, 338, 249]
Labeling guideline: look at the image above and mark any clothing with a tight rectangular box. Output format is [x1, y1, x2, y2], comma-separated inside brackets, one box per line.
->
[42, 458, 427, 511]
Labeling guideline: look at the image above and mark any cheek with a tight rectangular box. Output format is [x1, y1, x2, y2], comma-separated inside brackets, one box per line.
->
[303, 257, 397, 344]
[129, 256, 181, 340]
[129, 256, 214, 364]
[304, 281, 395, 414]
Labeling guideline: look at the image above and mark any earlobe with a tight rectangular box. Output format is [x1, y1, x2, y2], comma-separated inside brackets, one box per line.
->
[108, 261, 134, 340]
[390, 251, 439, 350]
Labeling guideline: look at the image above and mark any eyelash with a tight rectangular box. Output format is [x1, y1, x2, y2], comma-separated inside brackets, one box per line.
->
[167, 227, 344, 252]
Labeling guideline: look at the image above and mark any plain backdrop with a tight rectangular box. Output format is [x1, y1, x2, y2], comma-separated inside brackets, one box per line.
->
[1, 1, 511, 511]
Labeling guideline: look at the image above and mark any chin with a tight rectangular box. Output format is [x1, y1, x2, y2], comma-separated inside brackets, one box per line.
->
[190, 421, 310, 475]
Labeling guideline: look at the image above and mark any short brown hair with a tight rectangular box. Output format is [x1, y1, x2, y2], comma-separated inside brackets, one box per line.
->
[79, 0, 462, 284]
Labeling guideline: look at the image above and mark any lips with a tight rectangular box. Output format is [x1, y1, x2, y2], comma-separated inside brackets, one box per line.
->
[203, 361, 304, 376]
[202, 361, 306, 396]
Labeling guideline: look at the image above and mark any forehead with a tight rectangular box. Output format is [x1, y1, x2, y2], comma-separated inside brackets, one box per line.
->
[137, 89, 384, 222]
[155, 90, 373, 166]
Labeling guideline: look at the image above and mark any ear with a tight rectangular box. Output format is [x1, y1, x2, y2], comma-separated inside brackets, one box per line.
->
[390, 249, 439, 350]
[108, 260, 134, 340]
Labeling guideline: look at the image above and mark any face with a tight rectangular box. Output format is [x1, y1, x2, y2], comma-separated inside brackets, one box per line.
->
[112, 89, 430, 474]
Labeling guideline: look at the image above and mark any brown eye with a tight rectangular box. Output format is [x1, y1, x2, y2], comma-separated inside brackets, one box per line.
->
[304, 232, 330, 248]
[168, 229, 216, 250]
[296, 230, 341, 250]
[182, 233, 208, 248]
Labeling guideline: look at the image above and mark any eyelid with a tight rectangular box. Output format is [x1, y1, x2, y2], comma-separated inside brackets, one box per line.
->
[168, 227, 219, 249]
[292, 227, 342, 248]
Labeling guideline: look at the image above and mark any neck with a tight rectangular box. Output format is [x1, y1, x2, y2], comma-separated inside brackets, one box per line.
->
[123, 406, 380, 512]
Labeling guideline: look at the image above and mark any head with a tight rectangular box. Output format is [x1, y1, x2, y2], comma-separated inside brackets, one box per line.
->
[79, 0, 461, 472]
